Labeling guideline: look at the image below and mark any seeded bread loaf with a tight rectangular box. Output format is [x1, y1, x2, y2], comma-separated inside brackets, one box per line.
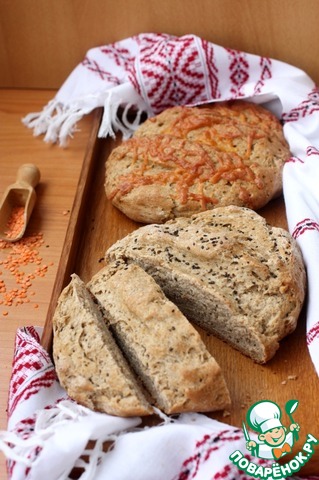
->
[52, 274, 152, 416]
[87, 261, 231, 414]
[106, 205, 306, 363]
[105, 101, 290, 223]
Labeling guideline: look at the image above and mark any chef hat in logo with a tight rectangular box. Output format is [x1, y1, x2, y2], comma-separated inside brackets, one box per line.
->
[247, 400, 283, 433]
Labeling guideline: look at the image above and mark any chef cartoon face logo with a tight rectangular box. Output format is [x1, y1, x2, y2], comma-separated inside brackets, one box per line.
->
[244, 399, 300, 460]
[229, 399, 319, 479]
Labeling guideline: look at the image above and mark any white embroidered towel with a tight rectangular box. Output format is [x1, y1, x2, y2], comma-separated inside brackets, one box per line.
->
[2, 327, 318, 480]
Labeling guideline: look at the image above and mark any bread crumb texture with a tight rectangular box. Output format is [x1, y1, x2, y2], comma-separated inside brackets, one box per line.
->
[53, 267, 230, 417]
[88, 261, 230, 414]
[53, 274, 152, 417]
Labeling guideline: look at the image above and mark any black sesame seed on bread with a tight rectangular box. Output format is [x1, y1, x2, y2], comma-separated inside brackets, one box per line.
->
[106, 205, 306, 363]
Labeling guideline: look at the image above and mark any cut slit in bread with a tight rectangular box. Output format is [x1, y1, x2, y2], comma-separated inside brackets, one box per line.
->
[52, 274, 153, 417]
[87, 261, 231, 415]
[53, 268, 231, 417]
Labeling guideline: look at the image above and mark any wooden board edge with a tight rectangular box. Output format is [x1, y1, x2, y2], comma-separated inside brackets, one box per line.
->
[40, 108, 103, 353]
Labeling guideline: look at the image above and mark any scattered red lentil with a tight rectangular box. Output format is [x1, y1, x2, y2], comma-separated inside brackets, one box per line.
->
[0, 231, 53, 314]
[4, 206, 25, 239]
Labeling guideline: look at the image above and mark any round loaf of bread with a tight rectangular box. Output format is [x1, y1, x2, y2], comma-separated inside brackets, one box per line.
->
[105, 101, 290, 223]
[106, 205, 306, 363]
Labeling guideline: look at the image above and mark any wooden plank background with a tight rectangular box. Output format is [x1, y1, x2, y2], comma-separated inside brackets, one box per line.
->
[1, 0, 319, 89]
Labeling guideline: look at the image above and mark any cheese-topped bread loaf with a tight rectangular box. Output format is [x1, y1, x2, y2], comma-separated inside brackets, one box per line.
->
[105, 101, 290, 223]
[106, 206, 306, 363]
[52, 274, 152, 416]
[87, 261, 230, 414]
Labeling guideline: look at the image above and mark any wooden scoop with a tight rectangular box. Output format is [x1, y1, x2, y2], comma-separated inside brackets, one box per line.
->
[0, 164, 41, 242]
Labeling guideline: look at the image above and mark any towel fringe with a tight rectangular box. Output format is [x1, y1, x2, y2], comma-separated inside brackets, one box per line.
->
[0, 400, 143, 479]
[98, 92, 146, 141]
[22, 94, 146, 147]
[22, 99, 61, 135]
[22, 100, 86, 147]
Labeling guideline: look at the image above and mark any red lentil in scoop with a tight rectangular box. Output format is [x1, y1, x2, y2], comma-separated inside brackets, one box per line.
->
[4, 206, 25, 239]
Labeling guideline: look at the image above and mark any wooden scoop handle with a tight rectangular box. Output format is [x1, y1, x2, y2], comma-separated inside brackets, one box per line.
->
[16, 164, 41, 189]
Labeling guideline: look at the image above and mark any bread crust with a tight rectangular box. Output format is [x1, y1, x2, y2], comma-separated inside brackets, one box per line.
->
[106, 206, 306, 363]
[105, 101, 290, 223]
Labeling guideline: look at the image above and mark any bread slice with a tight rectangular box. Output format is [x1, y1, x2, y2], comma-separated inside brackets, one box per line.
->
[87, 261, 231, 414]
[106, 205, 306, 363]
[52, 274, 153, 417]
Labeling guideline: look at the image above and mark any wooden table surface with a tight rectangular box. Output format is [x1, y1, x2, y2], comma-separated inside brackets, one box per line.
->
[0, 89, 94, 478]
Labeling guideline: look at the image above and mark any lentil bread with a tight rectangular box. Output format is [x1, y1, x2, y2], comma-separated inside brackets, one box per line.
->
[106, 206, 306, 363]
[87, 260, 230, 414]
[52, 274, 153, 416]
[105, 100, 291, 223]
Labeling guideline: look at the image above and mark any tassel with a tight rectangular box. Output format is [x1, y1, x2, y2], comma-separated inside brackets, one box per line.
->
[56, 110, 84, 147]
[98, 95, 148, 140]
[0, 400, 141, 479]
[98, 91, 121, 139]
[22, 99, 86, 146]
[22, 81, 151, 146]
[22, 99, 62, 137]
[121, 103, 147, 137]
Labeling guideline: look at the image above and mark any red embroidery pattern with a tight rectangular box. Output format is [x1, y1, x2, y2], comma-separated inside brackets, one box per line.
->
[292, 218, 319, 239]
[9, 370, 58, 417]
[176, 429, 241, 479]
[201, 39, 220, 100]
[307, 321, 319, 346]
[282, 87, 319, 123]
[7, 398, 67, 478]
[128, 35, 167, 99]
[227, 49, 249, 97]
[82, 57, 121, 84]
[175, 430, 271, 479]
[286, 156, 305, 164]
[138, 35, 211, 113]
[83, 42, 139, 86]
[253, 57, 272, 95]
[307, 145, 319, 156]
[8, 327, 58, 417]
[100, 44, 135, 69]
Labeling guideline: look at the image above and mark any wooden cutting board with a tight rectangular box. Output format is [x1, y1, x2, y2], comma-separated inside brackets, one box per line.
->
[41, 110, 319, 476]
